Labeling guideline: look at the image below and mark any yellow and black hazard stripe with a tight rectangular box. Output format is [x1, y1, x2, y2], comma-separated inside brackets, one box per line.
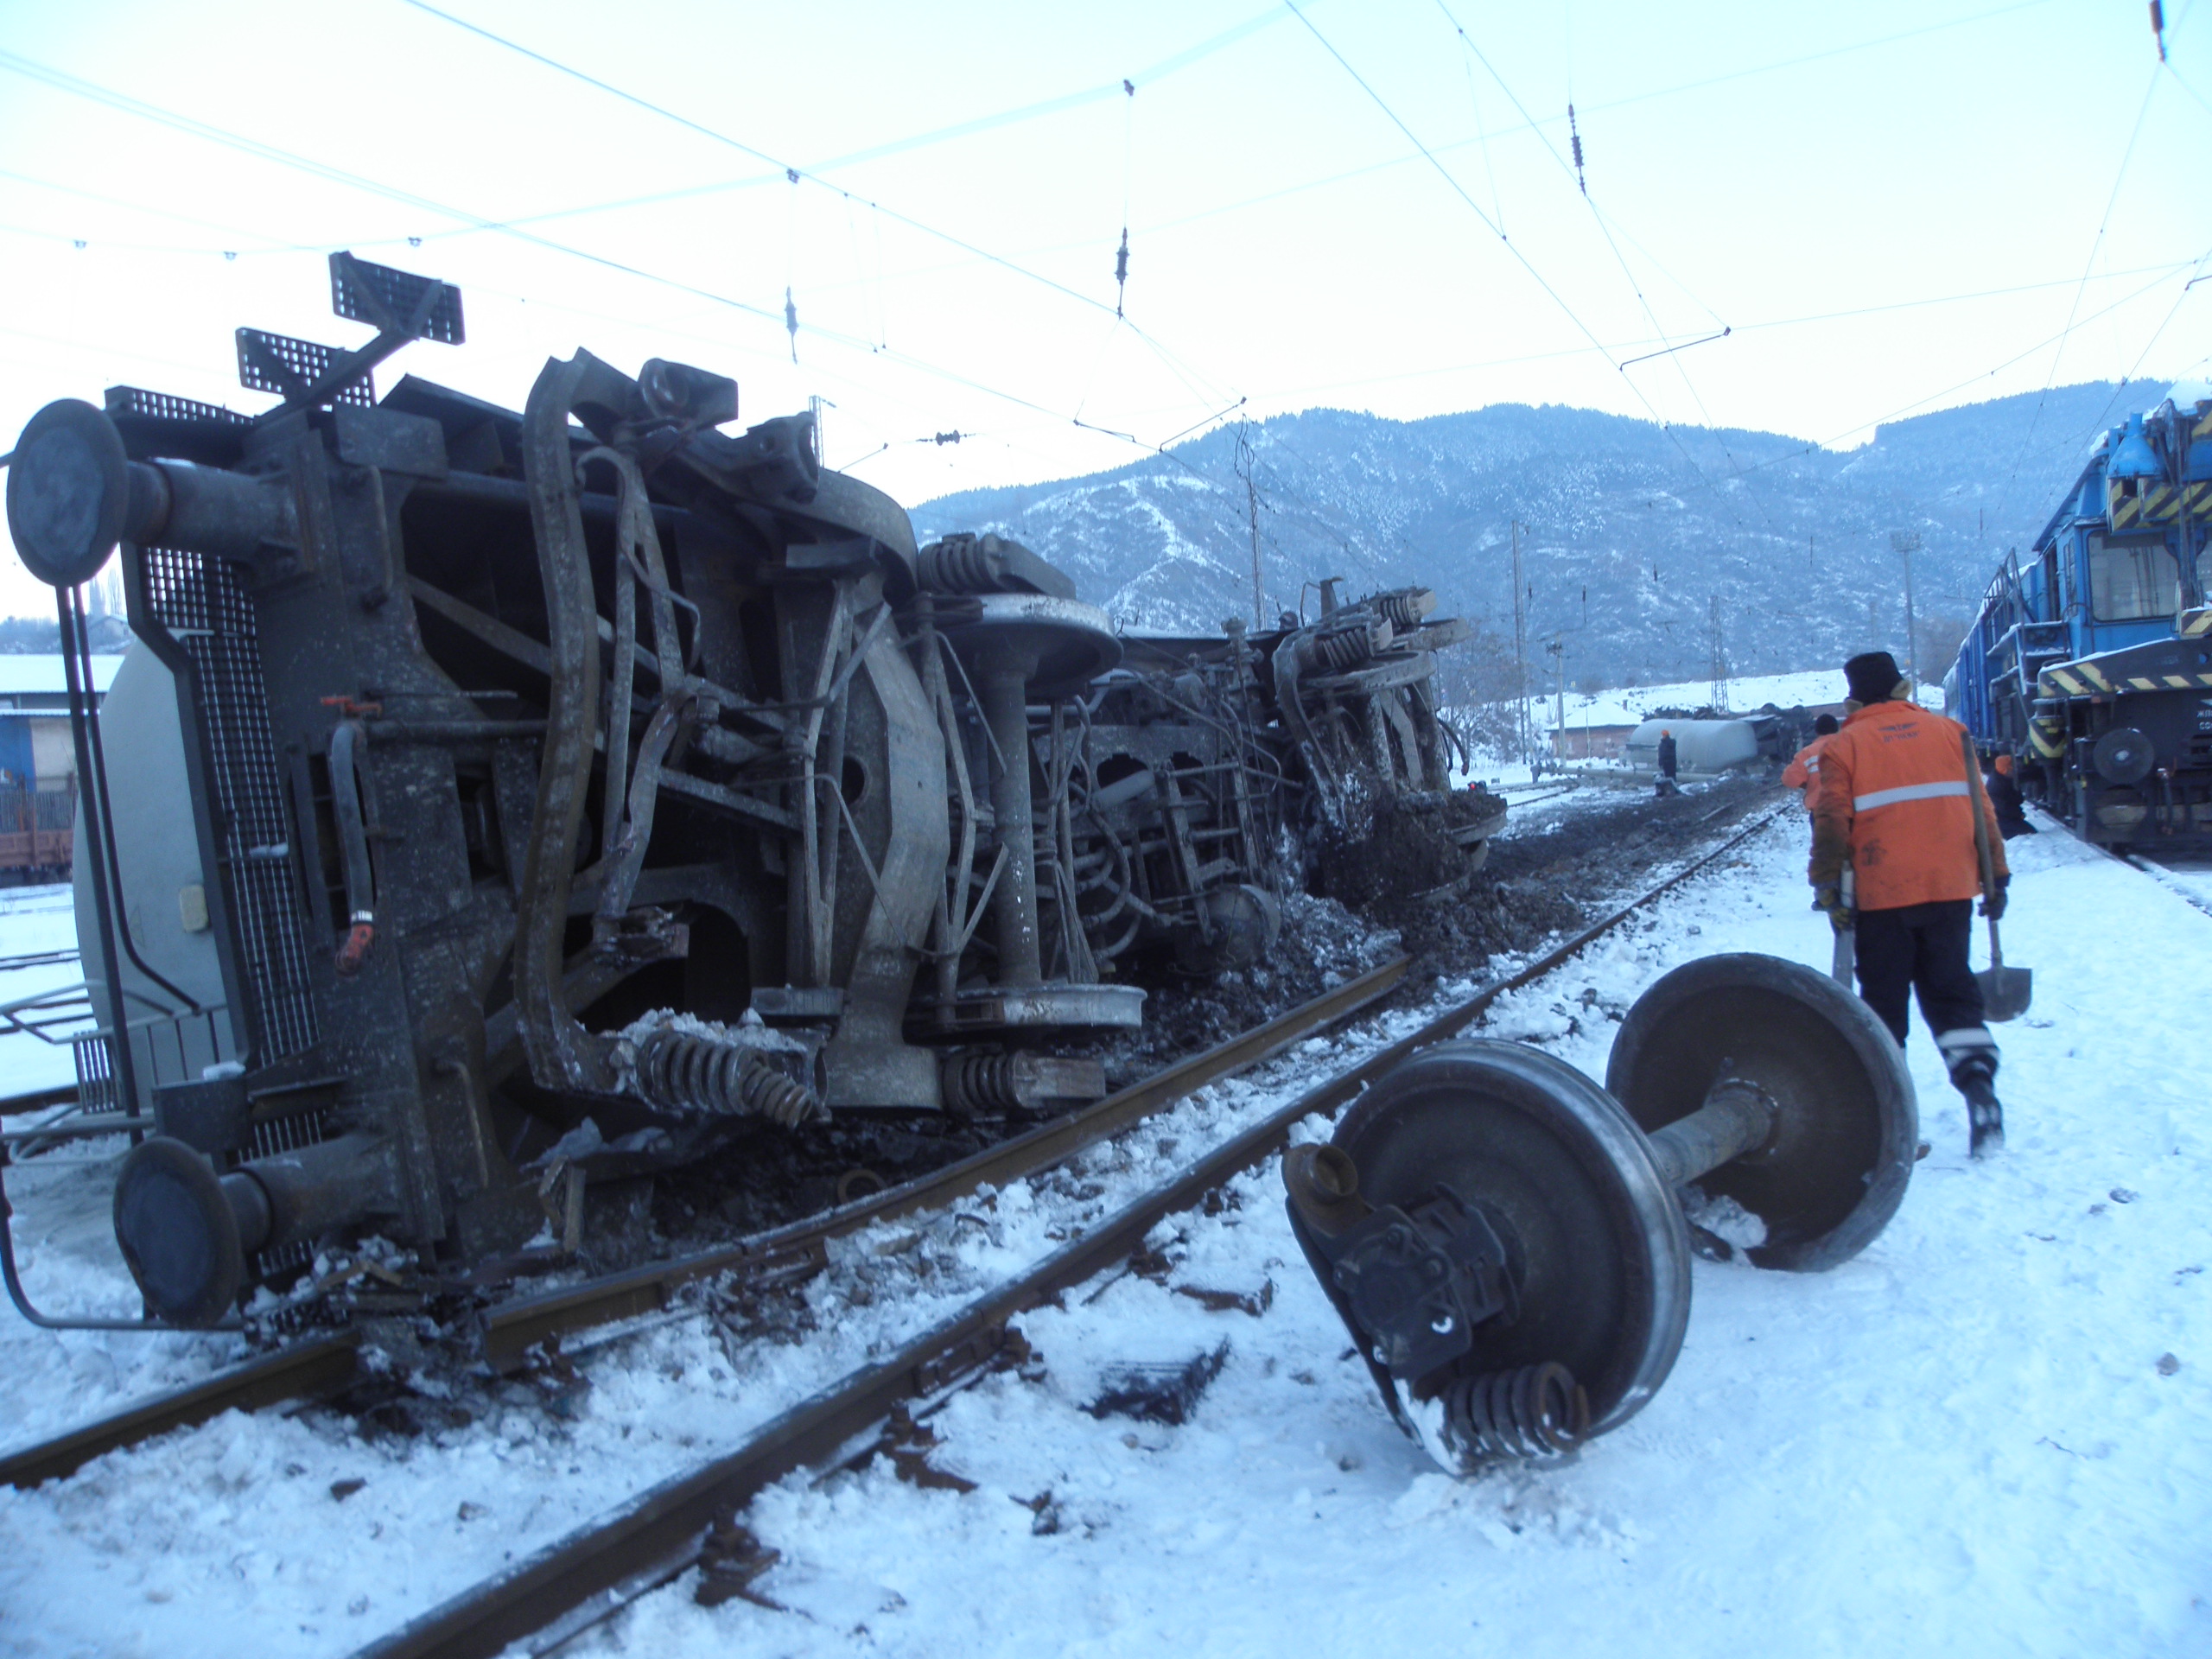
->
[2038, 661, 2112, 697]
[2039, 658, 2212, 699]
[2183, 607, 2212, 639]
[2106, 477, 2211, 530]
[2028, 715, 2067, 760]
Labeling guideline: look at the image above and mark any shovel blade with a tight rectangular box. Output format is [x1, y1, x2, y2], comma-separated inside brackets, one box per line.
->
[1978, 964, 2033, 1022]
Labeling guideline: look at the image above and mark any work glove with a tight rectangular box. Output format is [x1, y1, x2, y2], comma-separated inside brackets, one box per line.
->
[1980, 873, 2009, 921]
[1814, 883, 1851, 935]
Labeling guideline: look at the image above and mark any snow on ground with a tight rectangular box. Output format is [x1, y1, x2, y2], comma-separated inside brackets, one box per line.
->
[1497, 665, 1943, 742]
[2129, 855, 2212, 917]
[1513, 667, 1852, 734]
[3, 816, 2209, 1656]
[0, 884, 88, 1097]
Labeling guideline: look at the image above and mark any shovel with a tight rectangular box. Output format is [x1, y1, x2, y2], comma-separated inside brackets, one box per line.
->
[1830, 866, 1855, 987]
[1963, 733, 2033, 1020]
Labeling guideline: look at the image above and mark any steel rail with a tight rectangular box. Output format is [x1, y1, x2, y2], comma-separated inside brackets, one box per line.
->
[2027, 802, 2212, 922]
[477, 952, 1410, 1368]
[0, 1335, 363, 1490]
[2119, 852, 2212, 920]
[356, 801, 1789, 1659]
[0, 954, 1411, 1489]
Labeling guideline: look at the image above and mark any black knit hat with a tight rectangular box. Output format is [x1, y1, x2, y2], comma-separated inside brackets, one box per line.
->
[1814, 713, 1839, 734]
[1844, 651, 1902, 705]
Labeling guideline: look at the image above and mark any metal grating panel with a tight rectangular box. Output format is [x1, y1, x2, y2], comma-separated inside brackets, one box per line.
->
[105, 386, 252, 426]
[72, 1032, 115, 1112]
[330, 253, 464, 345]
[253, 1238, 315, 1280]
[143, 547, 320, 1060]
[235, 328, 374, 409]
[245, 1108, 332, 1280]
[246, 1107, 332, 1160]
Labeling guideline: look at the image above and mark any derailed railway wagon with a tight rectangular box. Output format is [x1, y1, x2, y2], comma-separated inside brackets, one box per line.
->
[2, 254, 1500, 1330]
[1947, 385, 2212, 849]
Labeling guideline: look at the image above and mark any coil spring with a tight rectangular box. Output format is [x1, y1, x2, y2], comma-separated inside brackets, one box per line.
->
[1374, 588, 1434, 632]
[1440, 1361, 1589, 1462]
[942, 1052, 1022, 1116]
[633, 1030, 823, 1128]
[916, 534, 999, 595]
[1314, 620, 1380, 671]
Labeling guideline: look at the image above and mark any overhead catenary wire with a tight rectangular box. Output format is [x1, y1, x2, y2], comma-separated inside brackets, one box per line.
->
[1987, 58, 2165, 531]
[334, 1, 1282, 258]
[1730, 256, 2206, 483]
[3, 0, 2190, 588]
[395, 0, 1242, 414]
[1283, 3, 1753, 531]
[0, 48, 1246, 480]
[370, 0, 1298, 252]
[2073, 244, 2212, 438]
[1147, 257, 2203, 410]
[0, 165, 311, 255]
[1116, 78, 1135, 319]
[1107, 0, 2055, 255]
[1618, 329, 1730, 371]
[1428, 0, 1777, 536]
[784, 167, 801, 364]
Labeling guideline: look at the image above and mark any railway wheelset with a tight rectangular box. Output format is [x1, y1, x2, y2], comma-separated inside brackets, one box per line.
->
[1285, 950, 1919, 1472]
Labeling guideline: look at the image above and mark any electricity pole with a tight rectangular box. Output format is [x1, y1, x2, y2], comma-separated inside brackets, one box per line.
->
[1892, 531, 1921, 700]
[1707, 594, 1727, 713]
[1238, 423, 1265, 630]
[1510, 521, 1529, 769]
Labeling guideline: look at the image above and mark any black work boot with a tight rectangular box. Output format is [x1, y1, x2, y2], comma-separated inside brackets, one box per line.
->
[1953, 1057, 2005, 1159]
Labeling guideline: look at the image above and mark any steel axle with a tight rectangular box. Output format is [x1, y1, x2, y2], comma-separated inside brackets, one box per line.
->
[1641, 1075, 1777, 1191]
[1286, 950, 1921, 1473]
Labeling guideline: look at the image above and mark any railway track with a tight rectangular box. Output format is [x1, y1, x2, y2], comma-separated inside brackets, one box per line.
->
[2024, 804, 2212, 921]
[0, 954, 1412, 1491]
[2118, 852, 2212, 920]
[347, 800, 1791, 1659]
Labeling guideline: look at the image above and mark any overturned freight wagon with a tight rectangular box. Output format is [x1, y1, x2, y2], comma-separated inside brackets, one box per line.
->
[2, 254, 1499, 1327]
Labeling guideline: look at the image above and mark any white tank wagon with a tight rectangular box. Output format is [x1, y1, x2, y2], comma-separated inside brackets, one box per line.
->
[1621, 716, 1778, 782]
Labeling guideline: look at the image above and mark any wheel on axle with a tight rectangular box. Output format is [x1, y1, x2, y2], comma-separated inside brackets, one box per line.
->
[1605, 951, 1917, 1272]
[1329, 1039, 1691, 1437]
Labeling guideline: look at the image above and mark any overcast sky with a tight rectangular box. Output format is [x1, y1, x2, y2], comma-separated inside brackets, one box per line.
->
[1, 0, 2207, 618]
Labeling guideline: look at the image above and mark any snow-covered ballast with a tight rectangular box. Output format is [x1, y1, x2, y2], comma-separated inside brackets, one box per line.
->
[2, 252, 1502, 1330]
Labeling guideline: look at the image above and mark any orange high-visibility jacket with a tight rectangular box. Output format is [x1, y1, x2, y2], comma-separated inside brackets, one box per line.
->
[1808, 701, 2006, 911]
[1781, 733, 1833, 791]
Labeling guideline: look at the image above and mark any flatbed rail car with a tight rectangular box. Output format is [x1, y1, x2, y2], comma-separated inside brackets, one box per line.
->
[1946, 385, 2212, 851]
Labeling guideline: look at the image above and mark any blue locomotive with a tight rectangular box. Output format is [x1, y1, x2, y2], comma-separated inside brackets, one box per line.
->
[1945, 385, 2212, 851]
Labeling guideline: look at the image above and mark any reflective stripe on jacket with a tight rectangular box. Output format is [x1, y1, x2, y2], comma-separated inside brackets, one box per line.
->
[1808, 701, 2006, 911]
[1781, 734, 1832, 791]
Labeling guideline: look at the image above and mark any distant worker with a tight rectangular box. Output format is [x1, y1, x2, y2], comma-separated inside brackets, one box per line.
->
[1782, 713, 1840, 810]
[1809, 652, 2010, 1158]
[1985, 749, 2035, 840]
[1655, 728, 1679, 798]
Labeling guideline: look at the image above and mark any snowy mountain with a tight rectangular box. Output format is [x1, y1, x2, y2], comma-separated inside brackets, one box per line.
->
[911, 382, 2133, 693]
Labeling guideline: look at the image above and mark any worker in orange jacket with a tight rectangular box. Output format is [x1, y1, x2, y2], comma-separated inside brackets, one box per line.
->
[1809, 652, 2010, 1157]
[1782, 713, 1840, 814]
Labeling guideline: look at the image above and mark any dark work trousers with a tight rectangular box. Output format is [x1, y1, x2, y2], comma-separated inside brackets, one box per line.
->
[1853, 899, 1996, 1082]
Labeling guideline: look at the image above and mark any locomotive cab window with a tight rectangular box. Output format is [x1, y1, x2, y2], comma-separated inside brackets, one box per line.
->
[2088, 533, 2179, 622]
